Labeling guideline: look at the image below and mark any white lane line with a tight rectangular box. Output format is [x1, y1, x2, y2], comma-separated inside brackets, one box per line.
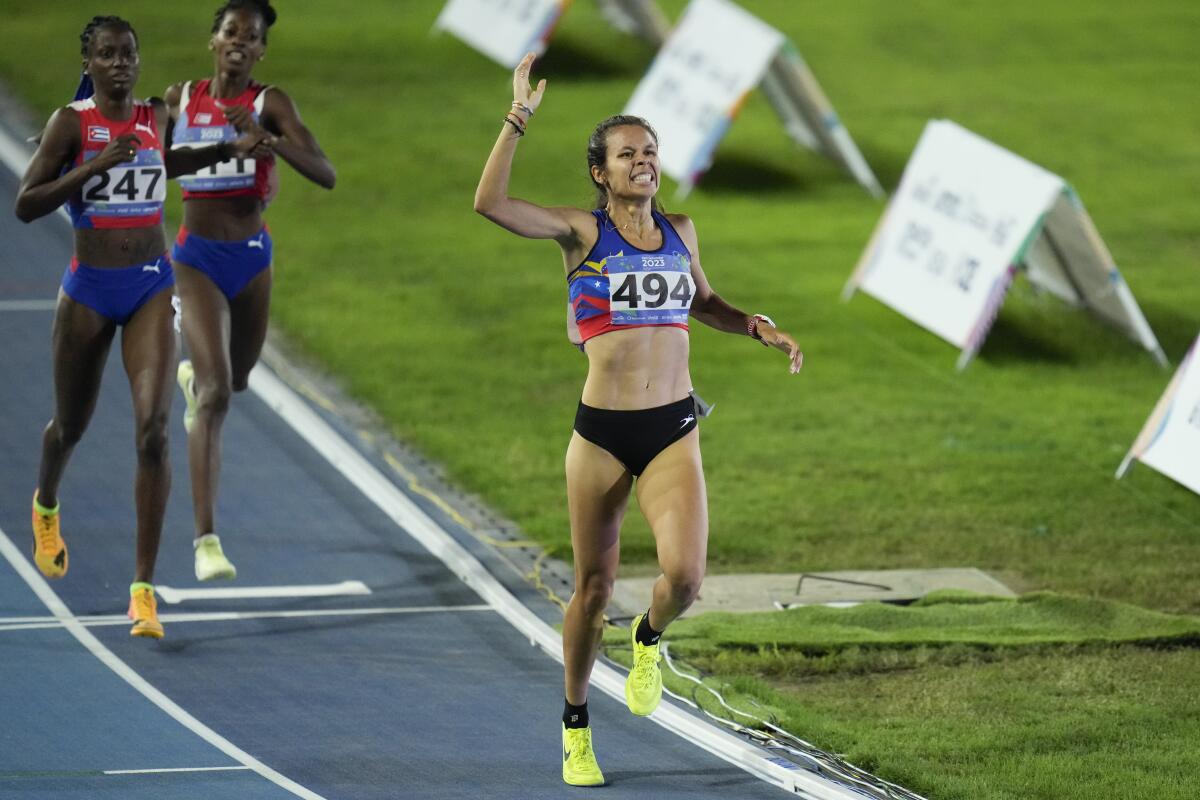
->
[250, 366, 854, 798]
[0, 124, 69, 223]
[157, 580, 371, 604]
[0, 523, 329, 800]
[104, 766, 253, 775]
[0, 300, 57, 311]
[0, 604, 493, 632]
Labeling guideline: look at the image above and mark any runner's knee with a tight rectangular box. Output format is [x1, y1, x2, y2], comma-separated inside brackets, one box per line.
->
[51, 418, 87, 448]
[664, 566, 704, 609]
[575, 570, 615, 616]
[134, 413, 169, 463]
[196, 379, 232, 417]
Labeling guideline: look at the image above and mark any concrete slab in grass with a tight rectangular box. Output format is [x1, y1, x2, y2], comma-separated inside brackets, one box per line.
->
[613, 568, 1017, 617]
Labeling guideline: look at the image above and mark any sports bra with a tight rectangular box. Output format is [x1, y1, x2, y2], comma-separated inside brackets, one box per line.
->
[65, 99, 165, 230]
[171, 78, 276, 200]
[567, 209, 695, 343]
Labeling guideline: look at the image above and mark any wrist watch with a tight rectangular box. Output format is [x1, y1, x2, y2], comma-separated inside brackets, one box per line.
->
[748, 313, 775, 345]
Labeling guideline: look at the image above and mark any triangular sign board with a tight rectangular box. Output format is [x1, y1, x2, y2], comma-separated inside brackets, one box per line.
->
[844, 120, 1166, 369]
[435, 0, 569, 68]
[621, 0, 881, 198]
[1117, 333, 1200, 496]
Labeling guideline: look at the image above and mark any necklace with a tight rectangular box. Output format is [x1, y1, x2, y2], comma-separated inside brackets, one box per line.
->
[606, 206, 651, 234]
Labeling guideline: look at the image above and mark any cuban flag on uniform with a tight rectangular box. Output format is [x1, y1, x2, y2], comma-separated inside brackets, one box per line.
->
[88, 125, 110, 143]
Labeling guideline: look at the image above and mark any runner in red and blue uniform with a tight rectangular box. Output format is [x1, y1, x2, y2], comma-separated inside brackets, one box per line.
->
[475, 53, 803, 785]
[16, 16, 268, 638]
[164, 0, 335, 582]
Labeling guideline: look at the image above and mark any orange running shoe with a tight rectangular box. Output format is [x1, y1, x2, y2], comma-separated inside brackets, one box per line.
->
[128, 584, 164, 639]
[31, 491, 67, 578]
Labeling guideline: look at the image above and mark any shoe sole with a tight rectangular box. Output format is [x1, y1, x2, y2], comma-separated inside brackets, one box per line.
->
[562, 772, 605, 787]
[196, 565, 237, 581]
[33, 551, 68, 578]
[177, 361, 197, 434]
[130, 625, 164, 639]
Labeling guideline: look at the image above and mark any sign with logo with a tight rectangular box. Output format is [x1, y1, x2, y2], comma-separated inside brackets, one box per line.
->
[622, 0, 880, 198]
[623, 0, 780, 192]
[1118, 333, 1200, 495]
[844, 120, 1166, 369]
[435, 0, 568, 68]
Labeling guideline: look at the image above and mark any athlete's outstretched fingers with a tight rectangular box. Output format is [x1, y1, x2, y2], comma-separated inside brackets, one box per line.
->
[789, 343, 803, 373]
[512, 52, 545, 112]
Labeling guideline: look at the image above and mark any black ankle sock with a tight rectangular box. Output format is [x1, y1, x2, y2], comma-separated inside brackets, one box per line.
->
[563, 699, 589, 729]
[635, 610, 662, 646]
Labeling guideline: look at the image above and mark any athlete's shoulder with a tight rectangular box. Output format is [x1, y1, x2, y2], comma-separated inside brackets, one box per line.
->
[163, 81, 189, 108]
[663, 211, 696, 241]
[663, 211, 694, 229]
[46, 104, 84, 137]
[258, 84, 292, 111]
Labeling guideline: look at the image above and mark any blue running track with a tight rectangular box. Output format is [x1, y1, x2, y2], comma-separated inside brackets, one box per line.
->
[0, 119, 801, 798]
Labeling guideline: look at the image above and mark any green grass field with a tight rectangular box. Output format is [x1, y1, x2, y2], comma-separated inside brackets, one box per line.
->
[3, 1, 1198, 797]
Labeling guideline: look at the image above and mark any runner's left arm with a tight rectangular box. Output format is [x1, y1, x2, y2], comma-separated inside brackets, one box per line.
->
[256, 88, 336, 189]
[675, 214, 803, 373]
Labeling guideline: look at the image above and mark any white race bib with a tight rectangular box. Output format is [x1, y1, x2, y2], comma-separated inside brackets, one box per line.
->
[80, 154, 166, 217]
[606, 253, 694, 325]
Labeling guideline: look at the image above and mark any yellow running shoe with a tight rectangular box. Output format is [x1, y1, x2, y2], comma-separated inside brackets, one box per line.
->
[31, 491, 67, 578]
[128, 584, 164, 639]
[562, 724, 604, 787]
[625, 613, 663, 716]
[177, 359, 197, 434]
[194, 534, 237, 581]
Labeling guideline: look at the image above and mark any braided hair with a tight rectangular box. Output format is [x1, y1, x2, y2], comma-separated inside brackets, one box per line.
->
[586, 115, 663, 212]
[75, 16, 139, 100]
[80, 15, 138, 58]
[212, 0, 277, 43]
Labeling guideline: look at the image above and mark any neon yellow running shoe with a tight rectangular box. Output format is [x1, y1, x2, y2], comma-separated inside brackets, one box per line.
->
[128, 584, 164, 639]
[625, 613, 663, 716]
[177, 359, 197, 434]
[194, 534, 237, 581]
[562, 724, 604, 787]
[31, 491, 67, 578]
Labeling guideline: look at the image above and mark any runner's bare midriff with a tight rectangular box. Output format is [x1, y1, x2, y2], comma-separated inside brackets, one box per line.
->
[580, 326, 692, 410]
[74, 227, 166, 268]
[182, 194, 263, 241]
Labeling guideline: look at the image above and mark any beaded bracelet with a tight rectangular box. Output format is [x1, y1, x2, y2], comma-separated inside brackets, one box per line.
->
[503, 115, 526, 137]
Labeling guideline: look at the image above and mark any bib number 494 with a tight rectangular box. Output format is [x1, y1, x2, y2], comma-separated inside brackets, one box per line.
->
[610, 271, 693, 310]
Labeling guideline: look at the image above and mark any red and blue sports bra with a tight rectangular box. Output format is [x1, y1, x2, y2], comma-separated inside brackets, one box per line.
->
[171, 78, 276, 200]
[66, 99, 165, 230]
[568, 209, 696, 343]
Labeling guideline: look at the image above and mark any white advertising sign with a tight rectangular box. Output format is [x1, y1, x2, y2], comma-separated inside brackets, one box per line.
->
[436, 0, 567, 68]
[1119, 334, 1200, 495]
[855, 120, 1063, 352]
[846, 120, 1165, 368]
[623, 0, 783, 190]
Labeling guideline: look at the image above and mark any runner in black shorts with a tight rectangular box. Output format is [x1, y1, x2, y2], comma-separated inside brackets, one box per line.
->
[474, 52, 803, 786]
